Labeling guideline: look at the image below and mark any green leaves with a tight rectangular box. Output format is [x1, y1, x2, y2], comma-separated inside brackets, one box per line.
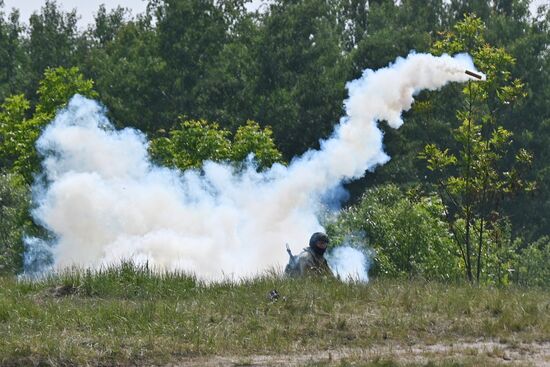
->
[0, 94, 33, 175]
[432, 15, 485, 55]
[326, 184, 460, 280]
[149, 119, 283, 171]
[232, 121, 283, 167]
[160, 119, 232, 170]
[419, 144, 457, 171]
[0, 172, 30, 274]
[0, 66, 96, 182]
[419, 14, 535, 283]
[516, 236, 550, 287]
[36, 66, 97, 116]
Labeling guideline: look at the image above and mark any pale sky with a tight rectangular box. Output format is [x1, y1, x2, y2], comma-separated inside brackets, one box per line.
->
[2, 0, 548, 29]
[3, 0, 148, 28]
[1, 0, 267, 28]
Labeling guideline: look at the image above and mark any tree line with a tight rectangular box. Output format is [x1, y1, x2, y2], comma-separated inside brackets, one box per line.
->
[0, 0, 549, 284]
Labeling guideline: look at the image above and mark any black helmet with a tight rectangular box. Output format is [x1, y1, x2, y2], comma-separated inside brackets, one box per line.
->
[309, 232, 329, 248]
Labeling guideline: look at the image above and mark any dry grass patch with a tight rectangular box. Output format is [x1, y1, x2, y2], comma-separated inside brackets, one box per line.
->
[0, 265, 549, 366]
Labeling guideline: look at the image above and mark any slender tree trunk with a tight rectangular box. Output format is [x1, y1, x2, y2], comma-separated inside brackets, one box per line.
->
[477, 136, 491, 283]
[465, 81, 474, 283]
[465, 206, 473, 282]
[437, 185, 469, 274]
[476, 218, 484, 282]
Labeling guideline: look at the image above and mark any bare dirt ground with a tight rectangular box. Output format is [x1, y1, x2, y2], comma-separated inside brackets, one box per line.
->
[168, 341, 550, 366]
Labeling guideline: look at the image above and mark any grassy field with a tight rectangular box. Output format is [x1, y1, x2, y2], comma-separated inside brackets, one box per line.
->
[0, 264, 549, 366]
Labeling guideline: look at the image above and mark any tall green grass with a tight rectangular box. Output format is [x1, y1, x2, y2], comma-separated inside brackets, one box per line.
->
[1, 263, 548, 366]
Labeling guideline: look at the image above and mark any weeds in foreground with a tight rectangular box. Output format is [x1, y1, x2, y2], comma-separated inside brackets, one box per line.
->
[0, 263, 549, 366]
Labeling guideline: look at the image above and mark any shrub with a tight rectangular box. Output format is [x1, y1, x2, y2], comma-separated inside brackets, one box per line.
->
[326, 184, 461, 280]
[149, 119, 283, 171]
[516, 236, 550, 288]
[0, 172, 30, 274]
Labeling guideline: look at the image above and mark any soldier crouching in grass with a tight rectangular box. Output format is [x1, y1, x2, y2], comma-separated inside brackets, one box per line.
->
[285, 232, 334, 278]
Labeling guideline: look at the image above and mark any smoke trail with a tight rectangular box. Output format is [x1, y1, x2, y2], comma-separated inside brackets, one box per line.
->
[26, 52, 482, 280]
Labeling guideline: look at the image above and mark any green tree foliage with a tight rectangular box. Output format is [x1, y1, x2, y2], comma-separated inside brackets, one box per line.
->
[419, 15, 534, 282]
[349, 0, 447, 73]
[154, 0, 228, 125]
[492, 5, 550, 243]
[231, 120, 284, 166]
[252, 0, 349, 157]
[27, 1, 80, 98]
[90, 4, 128, 46]
[0, 67, 96, 181]
[149, 119, 283, 170]
[190, 1, 260, 131]
[150, 119, 232, 170]
[0, 2, 27, 101]
[36, 67, 96, 115]
[0, 173, 30, 274]
[83, 10, 171, 133]
[0, 94, 33, 178]
[326, 184, 460, 280]
[80, 0, 259, 134]
[516, 236, 550, 288]
[482, 219, 522, 286]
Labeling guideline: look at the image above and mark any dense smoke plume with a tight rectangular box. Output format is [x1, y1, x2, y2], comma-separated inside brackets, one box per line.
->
[326, 246, 371, 282]
[25, 52, 482, 280]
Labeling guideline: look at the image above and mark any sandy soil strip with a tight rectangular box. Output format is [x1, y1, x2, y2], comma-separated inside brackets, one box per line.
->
[167, 341, 550, 366]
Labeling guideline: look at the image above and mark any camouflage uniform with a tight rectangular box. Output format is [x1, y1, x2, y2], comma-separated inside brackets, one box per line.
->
[293, 247, 333, 277]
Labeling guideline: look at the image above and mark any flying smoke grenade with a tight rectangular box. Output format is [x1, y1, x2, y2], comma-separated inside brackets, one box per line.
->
[25, 52, 483, 281]
[465, 70, 485, 80]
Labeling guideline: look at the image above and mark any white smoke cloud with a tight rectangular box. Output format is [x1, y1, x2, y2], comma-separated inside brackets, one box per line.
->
[26, 52, 483, 280]
[327, 246, 371, 282]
